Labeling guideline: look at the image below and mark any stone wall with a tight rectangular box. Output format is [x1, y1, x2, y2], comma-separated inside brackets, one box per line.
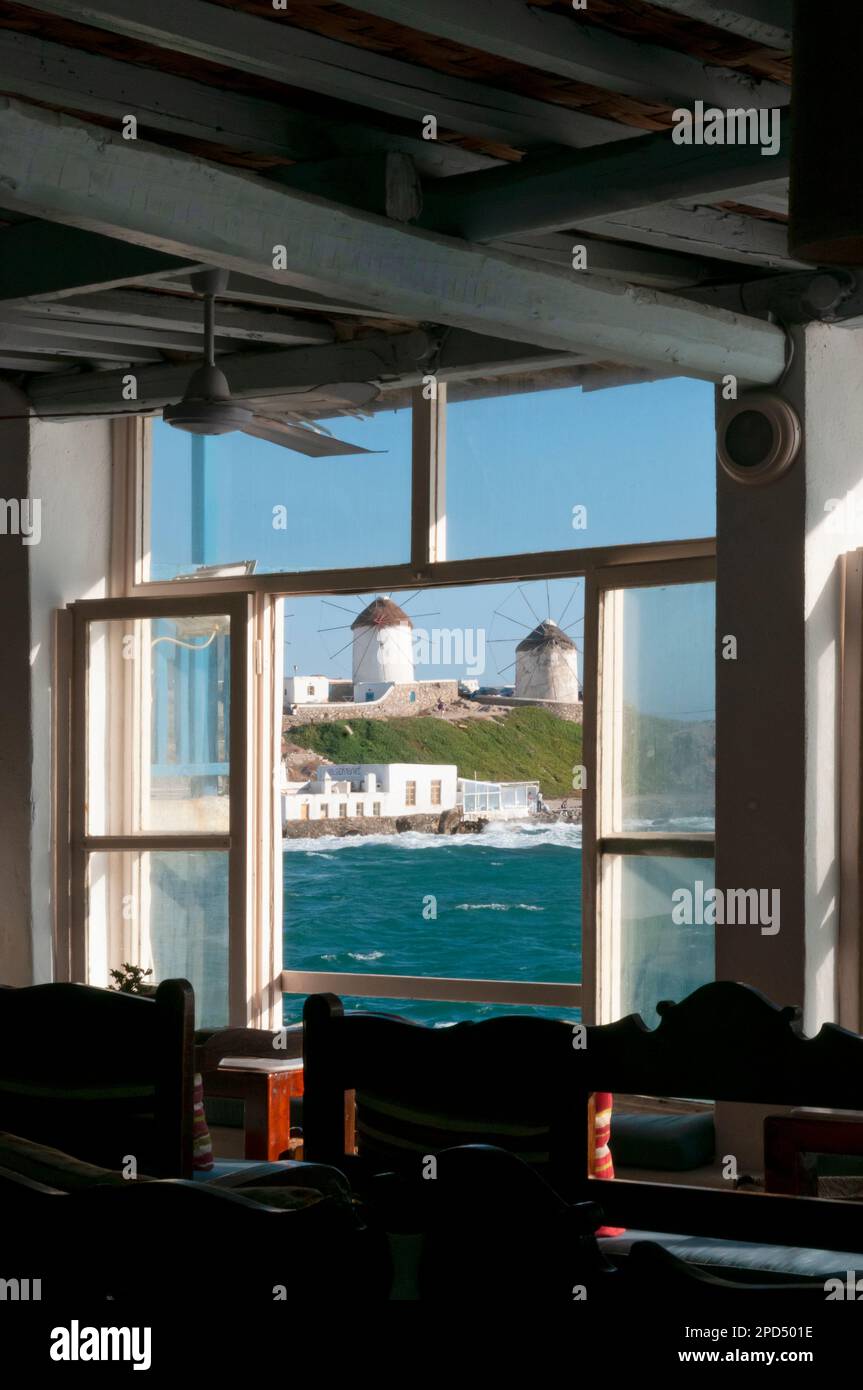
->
[474, 696, 583, 724]
[284, 679, 460, 726]
[283, 810, 455, 839]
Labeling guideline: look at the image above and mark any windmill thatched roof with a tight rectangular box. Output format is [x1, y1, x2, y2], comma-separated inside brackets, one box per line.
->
[351, 596, 413, 630]
[516, 619, 577, 652]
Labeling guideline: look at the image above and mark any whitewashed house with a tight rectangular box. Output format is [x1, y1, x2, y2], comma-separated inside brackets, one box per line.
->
[282, 762, 457, 825]
[284, 675, 330, 706]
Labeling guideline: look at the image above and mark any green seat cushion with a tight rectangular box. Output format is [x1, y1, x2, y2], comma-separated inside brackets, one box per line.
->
[611, 1112, 715, 1172]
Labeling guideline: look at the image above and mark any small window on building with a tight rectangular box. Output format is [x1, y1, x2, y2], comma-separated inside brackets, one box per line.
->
[405, 781, 417, 807]
[307, 684, 315, 697]
[431, 780, 442, 806]
[372, 802, 381, 817]
[356, 803, 365, 817]
[299, 803, 310, 821]
[320, 803, 328, 819]
[339, 803, 348, 818]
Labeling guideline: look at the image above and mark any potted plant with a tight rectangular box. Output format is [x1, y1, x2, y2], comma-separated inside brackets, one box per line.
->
[109, 963, 157, 997]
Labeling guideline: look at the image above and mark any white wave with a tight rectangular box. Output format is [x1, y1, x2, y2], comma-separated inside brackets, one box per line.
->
[283, 819, 581, 853]
[348, 950, 385, 961]
[455, 902, 545, 912]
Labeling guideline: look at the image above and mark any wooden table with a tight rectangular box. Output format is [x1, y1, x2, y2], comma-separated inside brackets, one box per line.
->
[765, 1108, 863, 1195]
[203, 1057, 304, 1161]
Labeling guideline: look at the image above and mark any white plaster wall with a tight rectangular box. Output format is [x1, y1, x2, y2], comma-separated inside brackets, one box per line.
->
[804, 324, 863, 1031]
[28, 417, 113, 982]
[284, 675, 329, 704]
[516, 643, 580, 701]
[352, 622, 414, 684]
[283, 763, 457, 821]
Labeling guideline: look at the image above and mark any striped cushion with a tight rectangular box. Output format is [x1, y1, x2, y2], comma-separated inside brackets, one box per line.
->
[192, 1072, 214, 1172]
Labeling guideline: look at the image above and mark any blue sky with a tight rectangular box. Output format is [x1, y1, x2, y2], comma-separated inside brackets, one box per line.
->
[151, 375, 716, 706]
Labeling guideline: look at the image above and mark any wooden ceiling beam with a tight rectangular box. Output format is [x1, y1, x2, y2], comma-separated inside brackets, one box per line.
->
[0, 322, 164, 361]
[21, 0, 631, 150]
[0, 101, 786, 385]
[647, 1, 792, 49]
[352, 0, 788, 108]
[24, 328, 589, 415]
[0, 28, 497, 179]
[581, 202, 801, 270]
[12, 292, 335, 346]
[421, 116, 790, 241]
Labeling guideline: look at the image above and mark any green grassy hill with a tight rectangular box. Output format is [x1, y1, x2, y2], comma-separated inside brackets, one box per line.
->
[286, 708, 583, 797]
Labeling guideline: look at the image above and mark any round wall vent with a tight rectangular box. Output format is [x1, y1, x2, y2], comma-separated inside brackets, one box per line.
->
[717, 393, 802, 486]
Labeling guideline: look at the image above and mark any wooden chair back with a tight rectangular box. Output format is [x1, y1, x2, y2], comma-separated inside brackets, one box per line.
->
[0, 978, 195, 1178]
[303, 992, 585, 1196]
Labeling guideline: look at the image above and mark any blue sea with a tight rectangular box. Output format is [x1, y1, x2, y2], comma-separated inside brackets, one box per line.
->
[282, 821, 583, 1026]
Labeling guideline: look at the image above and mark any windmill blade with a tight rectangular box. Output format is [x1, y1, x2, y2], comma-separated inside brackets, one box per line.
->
[242, 416, 375, 457]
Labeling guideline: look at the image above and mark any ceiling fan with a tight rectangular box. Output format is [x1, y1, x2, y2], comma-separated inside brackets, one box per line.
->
[161, 268, 377, 457]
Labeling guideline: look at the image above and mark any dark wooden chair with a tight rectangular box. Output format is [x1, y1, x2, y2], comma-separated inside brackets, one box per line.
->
[303, 992, 585, 1197]
[0, 978, 195, 1178]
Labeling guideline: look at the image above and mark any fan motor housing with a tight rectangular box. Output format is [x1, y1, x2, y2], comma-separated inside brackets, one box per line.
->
[717, 392, 802, 486]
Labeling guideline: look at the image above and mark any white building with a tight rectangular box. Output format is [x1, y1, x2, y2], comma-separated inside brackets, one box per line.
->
[282, 762, 457, 825]
[351, 596, 414, 689]
[285, 674, 330, 706]
[515, 619, 581, 703]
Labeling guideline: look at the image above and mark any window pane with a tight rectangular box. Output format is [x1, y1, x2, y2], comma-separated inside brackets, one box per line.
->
[604, 582, 715, 832]
[281, 580, 586, 1024]
[605, 855, 715, 1023]
[149, 409, 410, 578]
[87, 615, 230, 834]
[447, 379, 715, 560]
[87, 850, 229, 1028]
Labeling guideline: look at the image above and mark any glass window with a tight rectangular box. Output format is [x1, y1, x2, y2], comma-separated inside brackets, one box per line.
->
[603, 855, 715, 1024]
[87, 614, 231, 836]
[447, 379, 715, 561]
[603, 583, 716, 832]
[280, 579, 586, 1026]
[148, 408, 411, 579]
[87, 850, 229, 1028]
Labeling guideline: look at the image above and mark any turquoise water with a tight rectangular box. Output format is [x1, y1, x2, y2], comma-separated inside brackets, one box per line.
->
[282, 821, 583, 1025]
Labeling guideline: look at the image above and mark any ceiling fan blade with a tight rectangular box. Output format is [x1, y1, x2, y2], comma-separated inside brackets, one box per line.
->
[242, 417, 375, 457]
[240, 382, 381, 416]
